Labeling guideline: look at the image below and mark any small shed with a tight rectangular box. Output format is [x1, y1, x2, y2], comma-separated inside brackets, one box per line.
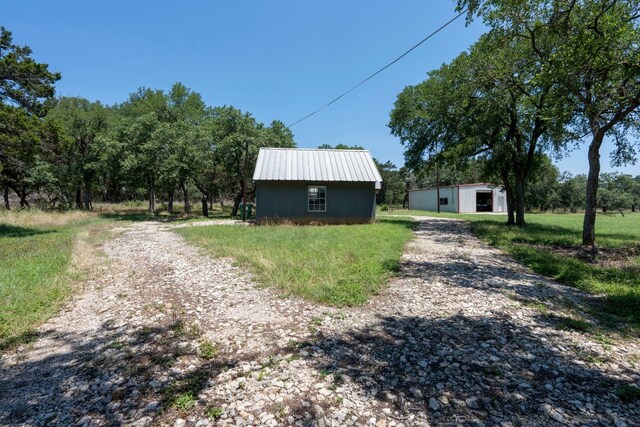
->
[253, 147, 382, 224]
[408, 183, 508, 213]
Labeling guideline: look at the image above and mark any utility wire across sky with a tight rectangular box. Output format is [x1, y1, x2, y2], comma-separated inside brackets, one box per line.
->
[287, 9, 469, 128]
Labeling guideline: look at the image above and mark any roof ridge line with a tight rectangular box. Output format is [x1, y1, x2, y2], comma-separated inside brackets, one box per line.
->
[259, 147, 370, 152]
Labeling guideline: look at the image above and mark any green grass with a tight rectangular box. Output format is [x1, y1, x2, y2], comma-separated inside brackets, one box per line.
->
[0, 211, 113, 349]
[177, 218, 415, 306]
[169, 392, 198, 411]
[383, 210, 640, 328]
[198, 338, 217, 360]
[206, 406, 224, 420]
[557, 316, 593, 333]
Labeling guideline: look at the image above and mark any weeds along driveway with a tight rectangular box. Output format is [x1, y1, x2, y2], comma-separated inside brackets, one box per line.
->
[1, 218, 639, 427]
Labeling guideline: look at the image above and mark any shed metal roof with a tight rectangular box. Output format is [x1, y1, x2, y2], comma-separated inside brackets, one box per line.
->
[253, 148, 383, 183]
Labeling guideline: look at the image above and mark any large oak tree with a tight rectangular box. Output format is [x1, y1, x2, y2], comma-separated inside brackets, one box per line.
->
[458, 0, 640, 245]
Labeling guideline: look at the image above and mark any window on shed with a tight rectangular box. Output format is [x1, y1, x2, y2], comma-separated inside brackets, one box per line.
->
[308, 186, 326, 212]
[439, 197, 448, 206]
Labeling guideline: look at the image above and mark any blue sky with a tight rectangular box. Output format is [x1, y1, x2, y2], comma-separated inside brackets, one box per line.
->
[3, 0, 637, 175]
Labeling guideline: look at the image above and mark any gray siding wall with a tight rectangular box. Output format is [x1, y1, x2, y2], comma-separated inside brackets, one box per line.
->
[255, 181, 376, 223]
[408, 187, 458, 212]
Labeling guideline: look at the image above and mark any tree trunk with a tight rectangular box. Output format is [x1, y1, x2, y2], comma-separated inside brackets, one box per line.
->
[582, 131, 605, 248]
[515, 175, 526, 227]
[181, 182, 190, 214]
[83, 176, 92, 211]
[436, 163, 441, 213]
[16, 188, 29, 208]
[500, 168, 515, 225]
[231, 189, 243, 217]
[202, 195, 209, 217]
[75, 187, 83, 210]
[168, 190, 174, 214]
[3, 186, 9, 210]
[148, 177, 156, 213]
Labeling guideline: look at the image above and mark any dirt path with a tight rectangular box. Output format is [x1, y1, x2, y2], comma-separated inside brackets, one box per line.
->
[1, 218, 638, 427]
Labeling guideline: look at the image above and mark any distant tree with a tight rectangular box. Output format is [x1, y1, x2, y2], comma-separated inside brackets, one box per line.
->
[103, 83, 209, 213]
[0, 26, 60, 208]
[162, 83, 208, 214]
[633, 176, 640, 212]
[374, 160, 405, 206]
[598, 173, 635, 215]
[46, 97, 109, 210]
[524, 154, 560, 211]
[108, 88, 168, 211]
[554, 173, 587, 213]
[211, 108, 295, 216]
[317, 143, 365, 150]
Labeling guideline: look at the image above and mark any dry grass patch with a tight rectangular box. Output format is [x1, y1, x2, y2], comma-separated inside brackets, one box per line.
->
[0, 209, 93, 227]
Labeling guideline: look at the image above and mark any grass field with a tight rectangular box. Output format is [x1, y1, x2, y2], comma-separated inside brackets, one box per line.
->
[0, 211, 114, 349]
[177, 218, 416, 306]
[383, 210, 640, 328]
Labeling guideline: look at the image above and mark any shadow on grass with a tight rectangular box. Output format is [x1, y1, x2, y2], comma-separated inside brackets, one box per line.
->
[0, 330, 40, 352]
[0, 224, 53, 238]
[98, 211, 233, 223]
[302, 314, 637, 426]
[98, 212, 178, 222]
[451, 220, 640, 330]
[375, 217, 419, 231]
[506, 245, 640, 325]
[470, 220, 640, 248]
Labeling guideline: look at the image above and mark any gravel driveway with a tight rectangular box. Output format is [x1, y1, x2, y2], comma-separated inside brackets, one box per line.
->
[1, 217, 638, 427]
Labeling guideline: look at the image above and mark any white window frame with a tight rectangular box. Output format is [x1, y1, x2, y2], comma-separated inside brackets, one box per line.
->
[439, 197, 449, 206]
[308, 186, 326, 212]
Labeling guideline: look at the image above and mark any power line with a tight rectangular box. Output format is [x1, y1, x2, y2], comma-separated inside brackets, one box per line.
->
[287, 9, 468, 128]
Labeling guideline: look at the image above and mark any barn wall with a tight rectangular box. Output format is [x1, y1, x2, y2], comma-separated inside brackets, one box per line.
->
[459, 186, 482, 213]
[493, 188, 508, 213]
[409, 184, 508, 213]
[459, 185, 509, 213]
[255, 181, 376, 223]
[408, 187, 458, 212]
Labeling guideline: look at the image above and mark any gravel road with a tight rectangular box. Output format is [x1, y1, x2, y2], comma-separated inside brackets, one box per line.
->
[1, 217, 638, 427]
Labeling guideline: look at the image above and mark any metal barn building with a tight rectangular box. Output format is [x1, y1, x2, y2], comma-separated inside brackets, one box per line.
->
[253, 147, 382, 224]
[408, 183, 508, 213]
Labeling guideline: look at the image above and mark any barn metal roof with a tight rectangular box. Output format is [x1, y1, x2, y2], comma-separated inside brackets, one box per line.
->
[253, 148, 383, 183]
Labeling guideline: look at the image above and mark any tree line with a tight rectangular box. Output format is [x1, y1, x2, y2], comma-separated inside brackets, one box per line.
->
[389, 0, 640, 248]
[0, 27, 295, 216]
